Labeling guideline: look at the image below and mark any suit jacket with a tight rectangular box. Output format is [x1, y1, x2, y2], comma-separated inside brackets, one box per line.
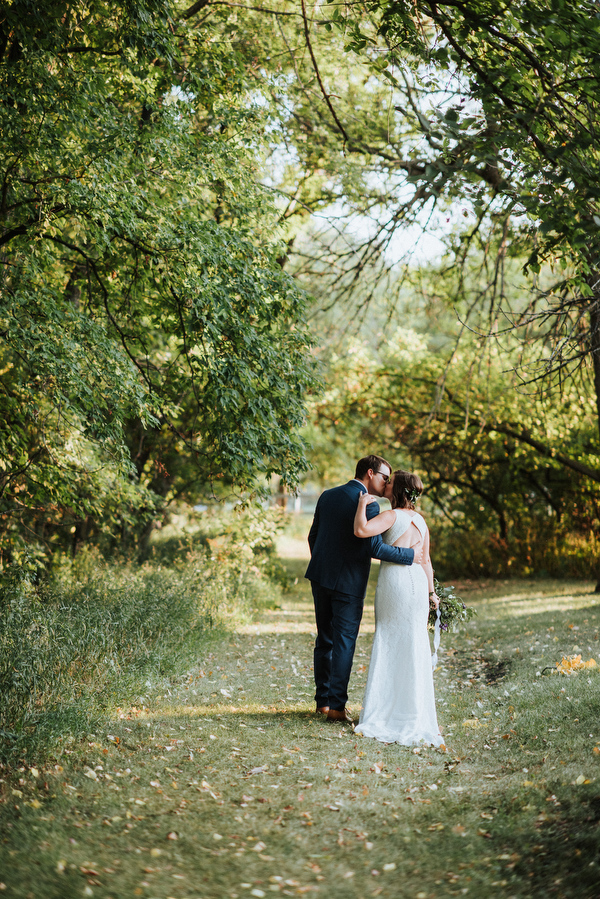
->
[305, 480, 415, 598]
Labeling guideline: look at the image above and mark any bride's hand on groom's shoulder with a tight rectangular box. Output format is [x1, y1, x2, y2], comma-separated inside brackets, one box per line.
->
[359, 493, 378, 505]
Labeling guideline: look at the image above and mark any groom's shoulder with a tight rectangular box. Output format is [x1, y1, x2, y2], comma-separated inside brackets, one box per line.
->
[318, 480, 359, 506]
[325, 480, 359, 497]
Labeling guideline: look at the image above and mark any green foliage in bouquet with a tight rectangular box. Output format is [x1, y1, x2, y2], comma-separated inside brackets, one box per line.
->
[428, 578, 477, 633]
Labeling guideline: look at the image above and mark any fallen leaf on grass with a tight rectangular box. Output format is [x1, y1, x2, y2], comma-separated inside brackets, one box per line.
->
[556, 655, 597, 675]
[574, 774, 593, 785]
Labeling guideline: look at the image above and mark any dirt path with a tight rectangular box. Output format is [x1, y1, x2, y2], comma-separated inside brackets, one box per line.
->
[2, 569, 600, 899]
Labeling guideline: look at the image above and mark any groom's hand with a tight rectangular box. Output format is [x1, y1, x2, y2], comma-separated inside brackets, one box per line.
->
[412, 544, 424, 564]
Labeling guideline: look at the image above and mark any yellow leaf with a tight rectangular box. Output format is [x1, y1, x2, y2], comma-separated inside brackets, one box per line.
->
[556, 654, 596, 674]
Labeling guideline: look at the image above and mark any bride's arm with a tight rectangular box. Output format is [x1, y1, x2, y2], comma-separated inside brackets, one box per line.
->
[420, 526, 439, 608]
[354, 493, 396, 537]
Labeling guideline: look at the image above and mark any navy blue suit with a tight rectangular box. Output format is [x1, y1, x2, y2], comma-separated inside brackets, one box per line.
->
[305, 480, 414, 711]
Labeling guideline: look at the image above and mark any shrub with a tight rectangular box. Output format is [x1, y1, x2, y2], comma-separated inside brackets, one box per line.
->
[0, 541, 282, 763]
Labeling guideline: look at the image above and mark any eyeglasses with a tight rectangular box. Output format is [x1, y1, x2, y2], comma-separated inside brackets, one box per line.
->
[374, 470, 390, 483]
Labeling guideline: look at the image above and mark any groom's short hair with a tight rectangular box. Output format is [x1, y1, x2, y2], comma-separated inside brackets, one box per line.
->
[355, 454, 391, 480]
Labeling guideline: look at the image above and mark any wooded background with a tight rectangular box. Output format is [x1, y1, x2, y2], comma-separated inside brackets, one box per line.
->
[1, 0, 599, 583]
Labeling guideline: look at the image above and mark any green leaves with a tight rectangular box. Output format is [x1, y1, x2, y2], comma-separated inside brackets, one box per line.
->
[0, 0, 314, 564]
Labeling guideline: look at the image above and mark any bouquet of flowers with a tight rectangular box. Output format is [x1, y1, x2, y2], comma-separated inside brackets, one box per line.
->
[428, 578, 476, 633]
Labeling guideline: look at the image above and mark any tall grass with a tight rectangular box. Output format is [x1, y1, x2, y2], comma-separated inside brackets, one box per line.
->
[0, 540, 282, 764]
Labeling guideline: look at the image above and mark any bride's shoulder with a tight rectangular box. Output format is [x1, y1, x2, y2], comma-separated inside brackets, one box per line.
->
[394, 509, 411, 522]
[412, 511, 429, 533]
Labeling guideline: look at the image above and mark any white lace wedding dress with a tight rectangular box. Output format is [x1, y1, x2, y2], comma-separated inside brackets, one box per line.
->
[355, 510, 443, 746]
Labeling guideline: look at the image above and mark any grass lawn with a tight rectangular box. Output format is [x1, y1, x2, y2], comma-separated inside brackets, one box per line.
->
[1, 564, 599, 899]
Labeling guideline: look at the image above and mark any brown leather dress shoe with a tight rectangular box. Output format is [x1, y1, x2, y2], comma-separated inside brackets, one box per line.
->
[326, 708, 355, 724]
[316, 706, 329, 714]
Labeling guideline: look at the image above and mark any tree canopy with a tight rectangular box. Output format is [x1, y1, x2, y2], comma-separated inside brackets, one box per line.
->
[2, 0, 599, 581]
[0, 0, 313, 564]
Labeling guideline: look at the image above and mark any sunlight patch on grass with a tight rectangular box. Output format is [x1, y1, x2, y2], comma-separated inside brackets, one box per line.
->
[479, 592, 600, 617]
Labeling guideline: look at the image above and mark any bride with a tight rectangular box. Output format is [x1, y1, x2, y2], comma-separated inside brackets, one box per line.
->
[352, 469, 443, 747]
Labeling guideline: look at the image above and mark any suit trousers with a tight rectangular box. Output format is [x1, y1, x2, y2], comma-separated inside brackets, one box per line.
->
[311, 582, 364, 711]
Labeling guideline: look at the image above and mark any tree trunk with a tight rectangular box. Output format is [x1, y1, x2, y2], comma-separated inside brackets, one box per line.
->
[587, 281, 600, 591]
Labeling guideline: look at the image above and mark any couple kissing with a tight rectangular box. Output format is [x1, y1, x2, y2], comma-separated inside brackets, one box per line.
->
[305, 454, 443, 746]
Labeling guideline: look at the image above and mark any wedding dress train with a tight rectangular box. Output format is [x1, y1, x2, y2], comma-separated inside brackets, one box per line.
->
[355, 510, 443, 746]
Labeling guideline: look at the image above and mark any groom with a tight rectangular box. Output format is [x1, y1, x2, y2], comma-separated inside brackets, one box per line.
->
[305, 454, 416, 723]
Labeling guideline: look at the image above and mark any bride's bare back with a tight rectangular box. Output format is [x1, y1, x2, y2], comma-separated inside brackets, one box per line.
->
[392, 514, 426, 552]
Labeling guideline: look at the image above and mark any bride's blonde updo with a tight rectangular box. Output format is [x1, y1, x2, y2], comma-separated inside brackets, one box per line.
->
[390, 470, 423, 510]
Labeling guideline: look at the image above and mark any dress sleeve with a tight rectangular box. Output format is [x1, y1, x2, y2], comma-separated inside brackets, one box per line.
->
[411, 513, 428, 541]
